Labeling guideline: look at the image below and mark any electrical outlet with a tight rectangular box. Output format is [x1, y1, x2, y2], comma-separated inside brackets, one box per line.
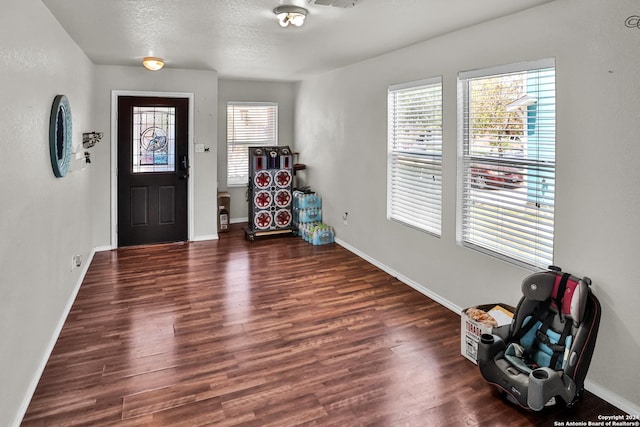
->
[343, 212, 349, 225]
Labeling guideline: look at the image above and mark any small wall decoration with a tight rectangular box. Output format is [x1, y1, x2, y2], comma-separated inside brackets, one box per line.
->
[625, 15, 640, 29]
[49, 94, 73, 177]
[82, 132, 103, 149]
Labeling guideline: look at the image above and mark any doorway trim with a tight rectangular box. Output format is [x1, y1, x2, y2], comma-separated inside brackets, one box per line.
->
[110, 90, 195, 248]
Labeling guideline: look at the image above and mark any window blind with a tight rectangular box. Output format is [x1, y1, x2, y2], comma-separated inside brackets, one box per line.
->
[227, 102, 278, 186]
[459, 60, 556, 268]
[387, 77, 443, 235]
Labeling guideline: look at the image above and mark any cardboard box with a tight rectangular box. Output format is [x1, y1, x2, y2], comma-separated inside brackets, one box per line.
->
[461, 303, 514, 364]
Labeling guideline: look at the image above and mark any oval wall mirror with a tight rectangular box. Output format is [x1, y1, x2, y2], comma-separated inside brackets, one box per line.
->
[49, 94, 73, 178]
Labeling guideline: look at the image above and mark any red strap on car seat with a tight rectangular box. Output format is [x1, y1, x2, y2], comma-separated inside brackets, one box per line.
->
[552, 273, 573, 317]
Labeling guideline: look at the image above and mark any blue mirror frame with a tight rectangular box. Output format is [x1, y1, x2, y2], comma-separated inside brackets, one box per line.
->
[49, 95, 73, 178]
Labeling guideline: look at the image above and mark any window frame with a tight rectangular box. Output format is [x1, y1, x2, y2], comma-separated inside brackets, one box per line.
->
[456, 58, 556, 269]
[226, 102, 278, 187]
[387, 76, 443, 236]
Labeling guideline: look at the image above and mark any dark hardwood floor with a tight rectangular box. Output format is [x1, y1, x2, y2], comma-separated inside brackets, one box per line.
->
[23, 224, 625, 426]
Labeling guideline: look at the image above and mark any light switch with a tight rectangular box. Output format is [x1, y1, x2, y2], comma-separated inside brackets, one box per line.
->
[195, 143, 205, 153]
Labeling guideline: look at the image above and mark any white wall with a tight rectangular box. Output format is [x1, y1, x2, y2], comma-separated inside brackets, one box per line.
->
[217, 79, 297, 222]
[0, 0, 95, 425]
[295, 0, 640, 413]
[91, 66, 219, 246]
[0, 7, 219, 424]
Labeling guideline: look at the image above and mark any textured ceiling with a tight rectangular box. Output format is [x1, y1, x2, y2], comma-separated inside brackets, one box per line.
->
[42, 0, 554, 81]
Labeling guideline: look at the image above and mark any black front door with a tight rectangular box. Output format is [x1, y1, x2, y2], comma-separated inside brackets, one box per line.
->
[117, 96, 189, 247]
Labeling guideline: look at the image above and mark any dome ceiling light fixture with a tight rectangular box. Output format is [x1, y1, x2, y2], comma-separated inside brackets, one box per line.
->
[142, 57, 165, 71]
[274, 5, 308, 27]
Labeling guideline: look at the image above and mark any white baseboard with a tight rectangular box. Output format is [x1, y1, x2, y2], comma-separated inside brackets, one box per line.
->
[15, 247, 97, 427]
[334, 237, 640, 416]
[192, 234, 219, 242]
[231, 217, 248, 224]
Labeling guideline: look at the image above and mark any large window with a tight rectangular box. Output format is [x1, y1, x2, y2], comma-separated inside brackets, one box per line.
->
[227, 102, 278, 186]
[387, 77, 443, 235]
[458, 59, 556, 268]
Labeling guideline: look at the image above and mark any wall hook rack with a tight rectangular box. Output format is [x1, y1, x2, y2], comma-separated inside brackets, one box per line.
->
[82, 132, 103, 149]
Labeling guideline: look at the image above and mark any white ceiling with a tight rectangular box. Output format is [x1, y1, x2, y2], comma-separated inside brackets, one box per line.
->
[42, 0, 554, 81]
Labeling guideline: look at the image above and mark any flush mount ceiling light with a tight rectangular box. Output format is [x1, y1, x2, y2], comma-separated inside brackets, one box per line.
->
[274, 5, 308, 27]
[142, 57, 165, 71]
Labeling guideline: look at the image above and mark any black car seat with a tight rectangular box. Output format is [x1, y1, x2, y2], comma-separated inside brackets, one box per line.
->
[477, 266, 601, 410]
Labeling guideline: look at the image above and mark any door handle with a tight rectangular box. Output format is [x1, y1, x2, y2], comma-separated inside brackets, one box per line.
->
[179, 155, 189, 180]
